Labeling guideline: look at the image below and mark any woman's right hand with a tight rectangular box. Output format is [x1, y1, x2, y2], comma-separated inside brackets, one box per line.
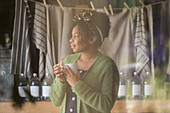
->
[53, 60, 66, 83]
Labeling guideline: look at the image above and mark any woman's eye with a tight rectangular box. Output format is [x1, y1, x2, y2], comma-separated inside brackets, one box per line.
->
[74, 35, 79, 38]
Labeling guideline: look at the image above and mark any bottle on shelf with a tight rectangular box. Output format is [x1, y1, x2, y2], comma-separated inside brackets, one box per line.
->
[17, 73, 28, 101]
[131, 72, 142, 100]
[118, 72, 126, 100]
[41, 73, 52, 101]
[29, 73, 41, 101]
[143, 71, 153, 99]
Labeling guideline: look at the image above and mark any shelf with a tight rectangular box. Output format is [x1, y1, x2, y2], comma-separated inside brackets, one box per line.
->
[0, 100, 170, 113]
[112, 100, 170, 113]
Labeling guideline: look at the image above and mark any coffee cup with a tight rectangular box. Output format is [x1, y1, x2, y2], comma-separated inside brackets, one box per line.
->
[66, 63, 77, 74]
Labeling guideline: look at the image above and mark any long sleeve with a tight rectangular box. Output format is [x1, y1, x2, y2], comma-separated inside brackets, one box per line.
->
[49, 77, 67, 107]
[49, 53, 80, 108]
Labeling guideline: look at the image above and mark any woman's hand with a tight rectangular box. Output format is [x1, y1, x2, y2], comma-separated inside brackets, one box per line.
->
[53, 61, 66, 83]
[63, 64, 80, 87]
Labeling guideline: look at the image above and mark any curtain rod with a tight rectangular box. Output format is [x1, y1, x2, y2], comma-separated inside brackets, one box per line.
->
[28, 0, 166, 11]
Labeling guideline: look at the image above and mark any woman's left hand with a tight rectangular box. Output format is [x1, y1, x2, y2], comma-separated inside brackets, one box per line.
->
[62, 64, 80, 87]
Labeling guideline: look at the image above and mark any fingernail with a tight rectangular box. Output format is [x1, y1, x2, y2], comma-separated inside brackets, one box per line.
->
[54, 64, 59, 67]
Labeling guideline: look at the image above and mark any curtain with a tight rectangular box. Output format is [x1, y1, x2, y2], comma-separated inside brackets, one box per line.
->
[45, 5, 74, 79]
[10, 0, 32, 79]
[134, 7, 151, 79]
[100, 8, 136, 78]
[32, 2, 46, 80]
[159, 1, 170, 76]
[146, 5, 154, 78]
[152, 1, 169, 78]
[160, 1, 170, 76]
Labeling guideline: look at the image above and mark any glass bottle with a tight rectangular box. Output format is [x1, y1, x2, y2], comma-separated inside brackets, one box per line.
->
[29, 73, 41, 101]
[17, 73, 28, 101]
[143, 71, 153, 99]
[42, 73, 52, 101]
[118, 72, 126, 100]
[131, 72, 142, 100]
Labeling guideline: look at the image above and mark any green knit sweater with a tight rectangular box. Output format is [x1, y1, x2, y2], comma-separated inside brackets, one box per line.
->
[49, 52, 119, 113]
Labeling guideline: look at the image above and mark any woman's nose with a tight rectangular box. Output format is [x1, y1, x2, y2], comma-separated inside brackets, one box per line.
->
[70, 37, 73, 43]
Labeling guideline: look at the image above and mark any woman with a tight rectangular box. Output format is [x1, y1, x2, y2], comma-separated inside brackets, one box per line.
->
[50, 10, 119, 113]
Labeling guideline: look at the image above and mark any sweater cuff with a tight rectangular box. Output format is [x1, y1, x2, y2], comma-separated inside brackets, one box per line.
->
[54, 77, 66, 87]
[71, 80, 84, 93]
[59, 80, 67, 86]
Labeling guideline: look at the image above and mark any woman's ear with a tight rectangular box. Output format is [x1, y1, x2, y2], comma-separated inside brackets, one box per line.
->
[89, 36, 97, 45]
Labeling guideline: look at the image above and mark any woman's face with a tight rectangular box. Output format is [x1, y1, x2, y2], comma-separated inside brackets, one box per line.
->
[70, 25, 91, 53]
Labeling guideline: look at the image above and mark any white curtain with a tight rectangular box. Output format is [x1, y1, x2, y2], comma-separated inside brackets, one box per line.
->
[45, 5, 74, 79]
[100, 8, 137, 78]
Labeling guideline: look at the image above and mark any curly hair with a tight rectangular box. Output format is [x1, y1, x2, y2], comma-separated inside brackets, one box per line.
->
[72, 10, 110, 47]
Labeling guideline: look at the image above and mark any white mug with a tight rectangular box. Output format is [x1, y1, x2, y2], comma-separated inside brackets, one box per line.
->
[66, 63, 77, 74]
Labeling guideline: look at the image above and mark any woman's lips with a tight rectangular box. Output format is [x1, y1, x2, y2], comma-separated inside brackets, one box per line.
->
[71, 45, 75, 49]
